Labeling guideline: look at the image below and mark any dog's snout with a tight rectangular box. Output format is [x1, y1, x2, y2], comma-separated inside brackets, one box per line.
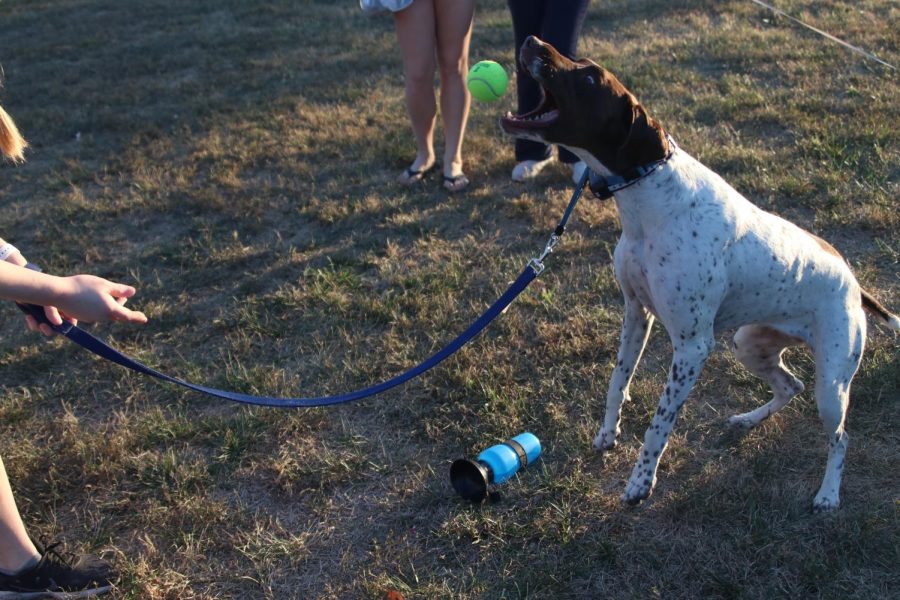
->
[524, 35, 543, 49]
[520, 36, 546, 59]
[520, 36, 548, 75]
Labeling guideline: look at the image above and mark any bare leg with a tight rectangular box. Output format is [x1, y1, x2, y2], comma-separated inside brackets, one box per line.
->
[0, 456, 40, 574]
[594, 299, 654, 451]
[434, 0, 474, 189]
[393, 1, 438, 181]
[728, 325, 805, 429]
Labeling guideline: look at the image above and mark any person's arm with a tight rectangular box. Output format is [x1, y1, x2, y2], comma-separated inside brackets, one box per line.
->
[0, 259, 147, 335]
[0, 238, 55, 334]
[0, 238, 27, 267]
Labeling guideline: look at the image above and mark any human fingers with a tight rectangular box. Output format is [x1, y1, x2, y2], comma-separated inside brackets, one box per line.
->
[108, 283, 137, 299]
[110, 303, 148, 324]
[39, 323, 54, 337]
[58, 311, 78, 327]
[43, 306, 63, 326]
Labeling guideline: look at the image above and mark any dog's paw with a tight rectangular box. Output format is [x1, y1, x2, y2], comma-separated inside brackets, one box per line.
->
[812, 492, 840, 513]
[592, 428, 618, 452]
[621, 474, 655, 506]
[726, 414, 757, 431]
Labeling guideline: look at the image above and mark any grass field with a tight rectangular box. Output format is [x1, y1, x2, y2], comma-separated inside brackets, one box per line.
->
[0, 0, 898, 598]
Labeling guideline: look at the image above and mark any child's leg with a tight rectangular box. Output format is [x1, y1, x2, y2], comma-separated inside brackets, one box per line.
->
[0, 456, 40, 574]
[393, 1, 439, 179]
[434, 0, 474, 184]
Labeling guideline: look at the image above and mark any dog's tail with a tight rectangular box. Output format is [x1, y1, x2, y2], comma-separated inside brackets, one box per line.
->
[861, 288, 900, 331]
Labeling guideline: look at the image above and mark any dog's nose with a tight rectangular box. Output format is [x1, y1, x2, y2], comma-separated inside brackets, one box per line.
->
[524, 35, 544, 49]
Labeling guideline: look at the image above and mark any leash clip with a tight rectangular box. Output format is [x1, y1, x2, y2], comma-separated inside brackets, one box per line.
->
[527, 257, 545, 276]
[540, 233, 560, 261]
[529, 233, 560, 276]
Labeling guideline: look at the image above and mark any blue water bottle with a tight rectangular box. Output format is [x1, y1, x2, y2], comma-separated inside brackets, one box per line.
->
[450, 432, 542, 502]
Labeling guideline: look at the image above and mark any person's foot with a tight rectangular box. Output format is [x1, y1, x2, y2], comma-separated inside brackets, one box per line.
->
[442, 157, 469, 193]
[0, 541, 115, 598]
[443, 173, 470, 193]
[511, 157, 553, 182]
[570, 160, 588, 184]
[398, 158, 437, 185]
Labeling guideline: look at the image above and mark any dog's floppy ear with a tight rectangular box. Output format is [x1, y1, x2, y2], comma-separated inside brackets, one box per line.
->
[614, 102, 667, 172]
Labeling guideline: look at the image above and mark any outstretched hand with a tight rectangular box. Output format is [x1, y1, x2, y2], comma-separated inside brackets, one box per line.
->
[26, 274, 148, 337]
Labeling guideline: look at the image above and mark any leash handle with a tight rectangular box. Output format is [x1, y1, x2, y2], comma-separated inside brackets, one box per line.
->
[15, 301, 75, 334]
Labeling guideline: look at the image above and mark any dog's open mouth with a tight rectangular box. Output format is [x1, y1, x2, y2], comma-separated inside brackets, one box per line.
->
[500, 86, 559, 134]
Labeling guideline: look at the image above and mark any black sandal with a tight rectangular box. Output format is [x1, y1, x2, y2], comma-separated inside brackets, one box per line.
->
[443, 173, 470, 192]
[399, 162, 437, 185]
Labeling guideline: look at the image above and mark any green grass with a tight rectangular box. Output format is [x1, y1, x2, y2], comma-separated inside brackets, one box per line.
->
[1, 1, 898, 598]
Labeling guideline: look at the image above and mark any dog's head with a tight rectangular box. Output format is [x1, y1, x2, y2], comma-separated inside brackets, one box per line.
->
[500, 36, 668, 175]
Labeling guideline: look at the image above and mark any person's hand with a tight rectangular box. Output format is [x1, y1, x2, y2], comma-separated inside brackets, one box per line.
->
[27, 274, 147, 337]
[24, 304, 73, 337]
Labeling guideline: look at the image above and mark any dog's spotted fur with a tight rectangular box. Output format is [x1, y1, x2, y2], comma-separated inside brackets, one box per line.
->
[501, 36, 899, 511]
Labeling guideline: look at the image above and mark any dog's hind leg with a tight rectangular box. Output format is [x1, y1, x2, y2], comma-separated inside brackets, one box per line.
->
[728, 325, 806, 430]
[811, 309, 865, 512]
[593, 298, 654, 452]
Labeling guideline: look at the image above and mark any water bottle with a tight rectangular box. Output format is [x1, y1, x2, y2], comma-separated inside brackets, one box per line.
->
[450, 432, 541, 502]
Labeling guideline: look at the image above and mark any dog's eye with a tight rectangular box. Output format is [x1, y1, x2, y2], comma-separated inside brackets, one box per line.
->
[585, 75, 595, 85]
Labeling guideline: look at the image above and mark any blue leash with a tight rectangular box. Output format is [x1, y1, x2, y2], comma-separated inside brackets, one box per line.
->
[16, 172, 589, 408]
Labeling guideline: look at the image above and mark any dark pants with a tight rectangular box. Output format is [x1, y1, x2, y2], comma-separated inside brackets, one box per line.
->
[507, 0, 590, 163]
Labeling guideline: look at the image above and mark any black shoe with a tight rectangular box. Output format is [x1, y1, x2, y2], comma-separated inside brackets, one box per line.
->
[0, 541, 115, 598]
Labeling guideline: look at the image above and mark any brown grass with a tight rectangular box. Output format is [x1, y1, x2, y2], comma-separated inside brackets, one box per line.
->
[0, 1, 897, 598]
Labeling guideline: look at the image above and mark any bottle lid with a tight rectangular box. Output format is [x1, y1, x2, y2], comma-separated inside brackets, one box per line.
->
[450, 458, 491, 502]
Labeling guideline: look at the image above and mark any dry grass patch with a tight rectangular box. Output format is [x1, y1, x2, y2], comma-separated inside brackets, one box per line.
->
[0, 0, 897, 598]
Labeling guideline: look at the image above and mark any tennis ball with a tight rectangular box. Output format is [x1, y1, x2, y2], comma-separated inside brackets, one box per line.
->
[467, 60, 509, 103]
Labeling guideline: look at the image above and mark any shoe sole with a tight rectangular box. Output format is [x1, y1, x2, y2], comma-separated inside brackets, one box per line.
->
[0, 585, 111, 599]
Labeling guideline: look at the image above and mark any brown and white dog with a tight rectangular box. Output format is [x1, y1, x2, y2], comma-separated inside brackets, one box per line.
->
[501, 36, 899, 511]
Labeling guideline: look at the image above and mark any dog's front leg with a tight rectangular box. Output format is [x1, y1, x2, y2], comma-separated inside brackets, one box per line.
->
[622, 333, 715, 505]
[594, 298, 654, 452]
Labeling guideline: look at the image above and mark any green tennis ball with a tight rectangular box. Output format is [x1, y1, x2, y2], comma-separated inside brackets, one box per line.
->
[467, 60, 509, 103]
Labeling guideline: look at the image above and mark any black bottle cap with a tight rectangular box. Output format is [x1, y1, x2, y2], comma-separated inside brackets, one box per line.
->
[450, 458, 491, 502]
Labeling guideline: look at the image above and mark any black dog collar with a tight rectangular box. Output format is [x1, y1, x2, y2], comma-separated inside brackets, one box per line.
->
[588, 135, 677, 200]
